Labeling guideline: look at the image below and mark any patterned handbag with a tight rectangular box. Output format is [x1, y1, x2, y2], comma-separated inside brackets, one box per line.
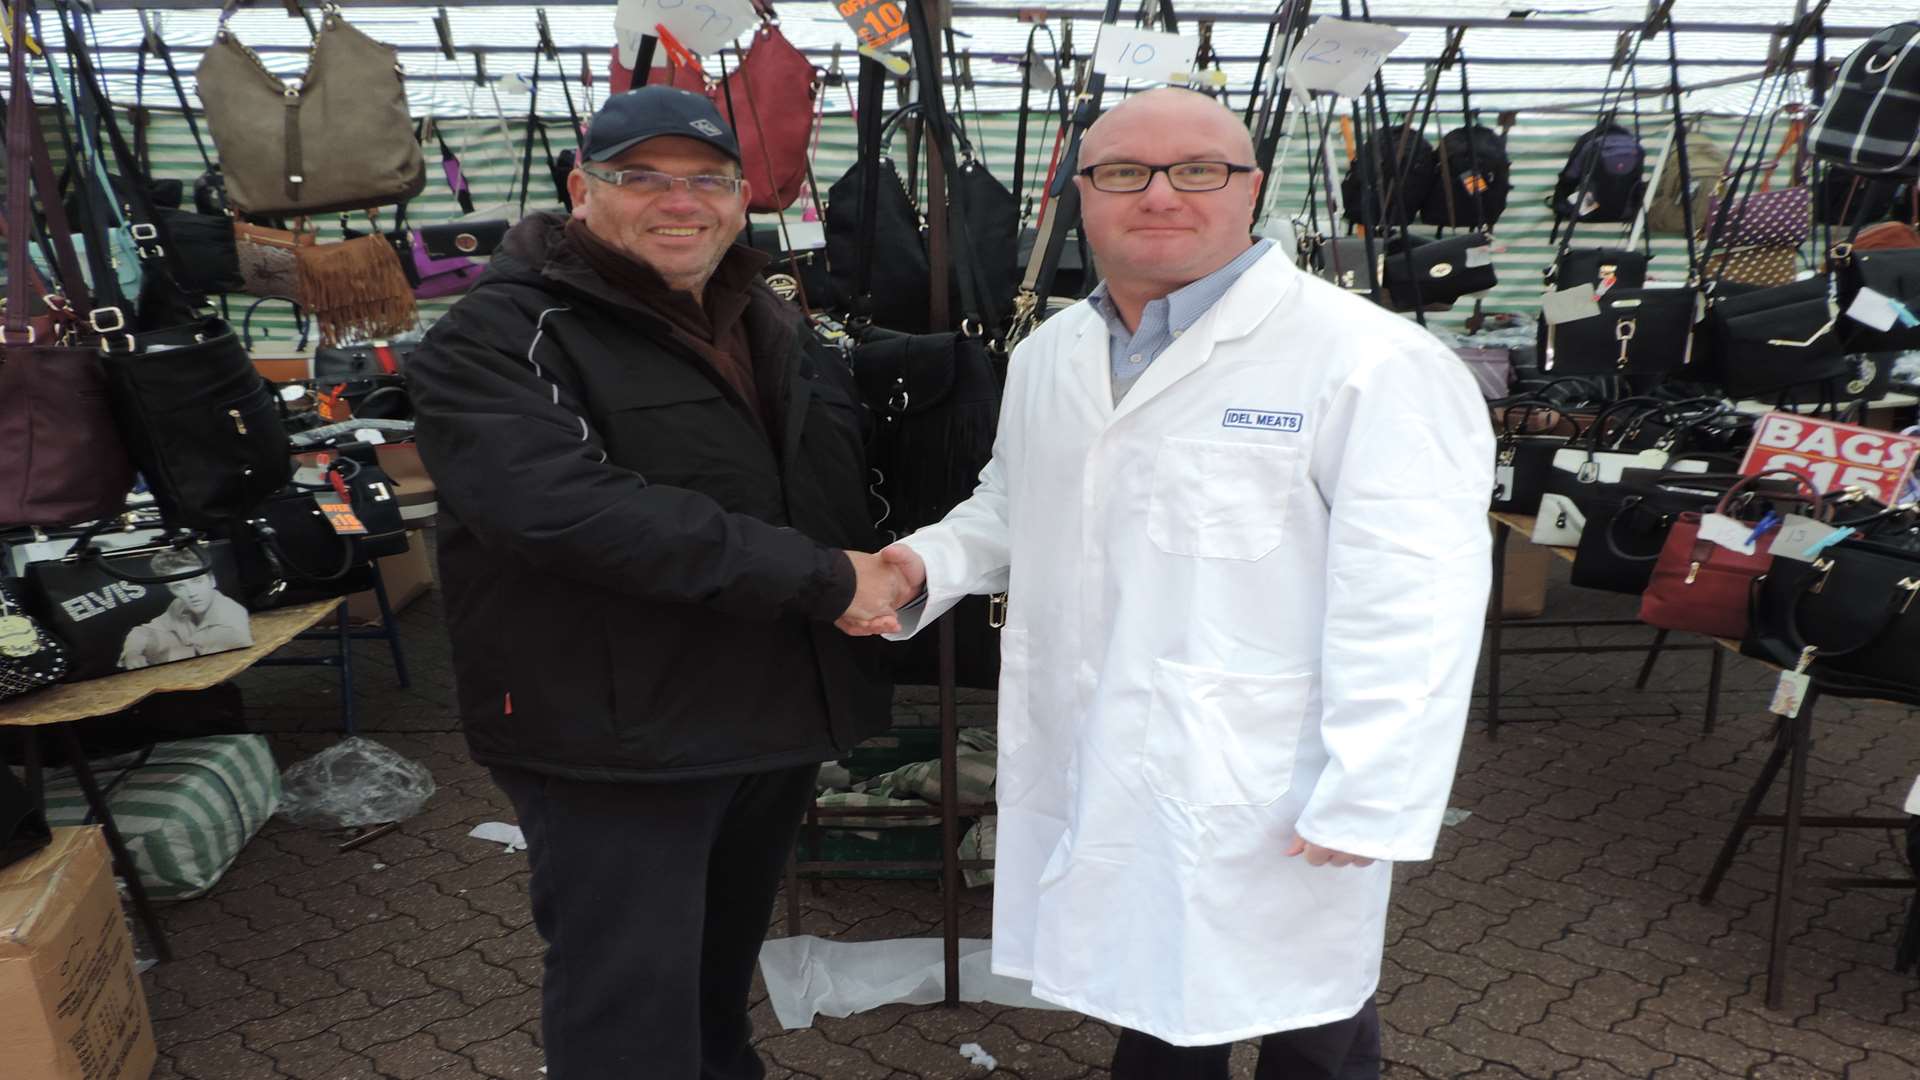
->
[0, 576, 68, 700]
[1704, 183, 1812, 250]
[235, 221, 317, 297]
[1703, 245, 1801, 286]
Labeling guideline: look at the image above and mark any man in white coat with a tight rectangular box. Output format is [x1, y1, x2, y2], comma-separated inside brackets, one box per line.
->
[846, 88, 1494, 1078]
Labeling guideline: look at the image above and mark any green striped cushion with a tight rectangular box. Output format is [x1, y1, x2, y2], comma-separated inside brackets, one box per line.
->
[36, 736, 281, 902]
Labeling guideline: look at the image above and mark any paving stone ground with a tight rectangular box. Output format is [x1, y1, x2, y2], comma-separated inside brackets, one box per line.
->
[133, 546, 1920, 1079]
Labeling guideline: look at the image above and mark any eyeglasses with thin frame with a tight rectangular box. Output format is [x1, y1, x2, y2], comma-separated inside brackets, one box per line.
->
[580, 164, 745, 197]
[1078, 161, 1255, 193]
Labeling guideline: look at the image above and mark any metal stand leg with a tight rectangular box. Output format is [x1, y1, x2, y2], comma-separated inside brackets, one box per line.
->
[1486, 521, 1510, 739]
[1700, 716, 1793, 905]
[938, 615, 961, 1007]
[1635, 629, 1670, 690]
[57, 726, 171, 962]
[335, 604, 356, 736]
[370, 565, 410, 689]
[1704, 646, 1725, 735]
[1766, 694, 1815, 1011]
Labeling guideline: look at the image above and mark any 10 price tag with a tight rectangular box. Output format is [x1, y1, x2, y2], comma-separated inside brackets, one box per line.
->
[835, 0, 911, 53]
[1091, 26, 1200, 84]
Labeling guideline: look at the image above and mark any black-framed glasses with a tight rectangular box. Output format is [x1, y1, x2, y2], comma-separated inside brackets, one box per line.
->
[1078, 161, 1255, 193]
[579, 165, 745, 197]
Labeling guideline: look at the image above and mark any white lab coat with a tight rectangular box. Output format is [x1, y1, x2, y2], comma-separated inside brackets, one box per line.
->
[889, 248, 1495, 1045]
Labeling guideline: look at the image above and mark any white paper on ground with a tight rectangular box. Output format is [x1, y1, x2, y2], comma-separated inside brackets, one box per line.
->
[959, 1043, 998, 1070]
[468, 822, 527, 853]
[1906, 774, 1920, 815]
[758, 935, 1063, 1029]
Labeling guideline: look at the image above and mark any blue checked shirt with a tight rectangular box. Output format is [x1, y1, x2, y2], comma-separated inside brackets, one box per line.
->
[1089, 238, 1275, 405]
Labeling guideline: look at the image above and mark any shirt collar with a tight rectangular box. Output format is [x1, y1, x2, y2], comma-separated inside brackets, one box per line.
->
[1088, 237, 1275, 338]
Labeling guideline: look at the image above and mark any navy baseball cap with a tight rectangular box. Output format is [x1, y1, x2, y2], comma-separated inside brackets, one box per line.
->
[583, 85, 742, 165]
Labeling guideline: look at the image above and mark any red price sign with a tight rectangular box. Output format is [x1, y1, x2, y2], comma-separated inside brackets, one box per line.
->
[837, 0, 909, 51]
[1739, 410, 1920, 505]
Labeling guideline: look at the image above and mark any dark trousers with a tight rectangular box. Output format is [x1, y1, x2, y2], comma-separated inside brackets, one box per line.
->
[491, 763, 819, 1080]
[1111, 1001, 1382, 1080]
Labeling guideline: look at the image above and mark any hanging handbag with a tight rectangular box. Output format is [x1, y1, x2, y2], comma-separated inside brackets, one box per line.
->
[234, 221, 317, 298]
[0, 14, 135, 530]
[632, 21, 820, 214]
[294, 229, 419, 347]
[1701, 244, 1801, 287]
[1701, 274, 1850, 397]
[1302, 235, 1378, 292]
[194, 4, 426, 216]
[1805, 21, 1920, 177]
[826, 105, 931, 332]
[0, 574, 69, 702]
[1542, 286, 1700, 376]
[1380, 232, 1497, 311]
[99, 316, 293, 530]
[20, 528, 252, 681]
[1546, 248, 1650, 291]
[1640, 469, 1826, 638]
[1833, 245, 1920, 352]
[1705, 184, 1813, 250]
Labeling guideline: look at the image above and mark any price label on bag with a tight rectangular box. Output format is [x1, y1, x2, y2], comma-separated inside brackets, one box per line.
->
[1092, 26, 1200, 84]
[835, 0, 911, 54]
[315, 494, 368, 536]
[614, 0, 758, 62]
[1284, 17, 1407, 98]
[1739, 410, 1920, 506]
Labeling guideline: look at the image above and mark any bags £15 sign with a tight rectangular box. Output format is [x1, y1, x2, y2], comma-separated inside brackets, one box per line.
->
[1739, 411, 1920, 505]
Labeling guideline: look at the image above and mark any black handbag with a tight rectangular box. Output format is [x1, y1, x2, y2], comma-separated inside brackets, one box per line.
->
[1703, 276, 1851, 397]
[418, 218, 509, 261]
[1744, 522, 1920, 706]
[226, 452, 407, 608]
[1490, 402, 1580, 515]
[1547, 248, 1650, 291]
[1381, 232, 1498, 311]
[826, 105, 933, 333]
[1302, 235, 1378, 292]
[1568, 467, 1741, 595]
[157, 206, 244, 296]
[1543, 287, 1700, 376]
[1835, 246, 1920, 352]
[747, 224, 842, 311]
[0, 574, 69, 701]
[0, 765, 51, 871]
[100, 317, 294, 530]
[20, 529, 251, 681]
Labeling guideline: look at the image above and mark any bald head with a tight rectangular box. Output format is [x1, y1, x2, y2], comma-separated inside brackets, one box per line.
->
[1072, 86, 1263, 322]
[1081, 87, 1256, 169]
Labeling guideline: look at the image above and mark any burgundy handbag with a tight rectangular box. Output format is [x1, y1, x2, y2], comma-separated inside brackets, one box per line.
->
[615, 21, 819, 213]
[1639, 469, 1825, 640]
[0, 8, 134, 529]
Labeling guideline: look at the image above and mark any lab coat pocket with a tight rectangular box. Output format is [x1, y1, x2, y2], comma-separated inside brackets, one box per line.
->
[1143, 657, 1310, 807]
[1147, 438, 1299, 561]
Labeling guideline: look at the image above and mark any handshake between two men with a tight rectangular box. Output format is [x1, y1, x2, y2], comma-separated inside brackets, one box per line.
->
[835, 545, 928, 637]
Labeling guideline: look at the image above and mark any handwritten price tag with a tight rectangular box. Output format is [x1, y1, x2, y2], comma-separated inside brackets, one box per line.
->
[1091, 26, 1199, 84]
[1285, 17, 1407, 98]
[614, 0, 758, 61]
[835, 0, 911, 54]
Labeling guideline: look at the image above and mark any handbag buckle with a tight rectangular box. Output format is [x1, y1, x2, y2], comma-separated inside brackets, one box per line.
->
[1899, 577, 1920, 614]
[887, 376, 910, 415]
[87, 307, 126, 334]
[1811, 557, 1835, 593]
[1685, 561, 1701, 585]
[988, 593, 1008, 629]
[1614, 318, 1637, 370]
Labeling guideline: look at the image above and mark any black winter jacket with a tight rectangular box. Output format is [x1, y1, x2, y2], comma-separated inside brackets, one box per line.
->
[408, 213, 891, 781]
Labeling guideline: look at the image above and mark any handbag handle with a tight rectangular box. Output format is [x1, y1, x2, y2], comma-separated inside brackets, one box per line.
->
[1583, 395, 1670, 452]
[1778, 552, 1917, 662]
[1712, 466, 1828, 521]
[252, 512, 357, 584]
[60, 523, 217, 585]
[242, 295, 311, 352]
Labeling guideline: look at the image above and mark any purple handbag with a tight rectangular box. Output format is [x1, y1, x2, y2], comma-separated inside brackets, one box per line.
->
[1704, 183, 1812, 249]
[409, 230, 484, 299]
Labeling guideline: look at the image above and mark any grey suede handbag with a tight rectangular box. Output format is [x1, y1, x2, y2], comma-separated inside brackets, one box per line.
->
[194, 4, 425, 216]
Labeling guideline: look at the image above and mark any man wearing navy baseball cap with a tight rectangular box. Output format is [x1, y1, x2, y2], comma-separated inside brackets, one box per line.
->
[407, 85, 901, 1078]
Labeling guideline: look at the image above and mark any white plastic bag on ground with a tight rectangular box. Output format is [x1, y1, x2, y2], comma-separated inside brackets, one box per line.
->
[277, 736, 436, 827]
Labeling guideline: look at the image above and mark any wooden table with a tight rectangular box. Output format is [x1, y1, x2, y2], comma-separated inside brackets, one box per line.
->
[0, 600, 340, 961]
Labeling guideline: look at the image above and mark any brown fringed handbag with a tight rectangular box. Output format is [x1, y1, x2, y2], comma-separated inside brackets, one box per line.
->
[294, 226, 417, 346]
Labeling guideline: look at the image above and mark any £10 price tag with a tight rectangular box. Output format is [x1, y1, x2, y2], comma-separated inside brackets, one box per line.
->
[834, 0, 911, 54]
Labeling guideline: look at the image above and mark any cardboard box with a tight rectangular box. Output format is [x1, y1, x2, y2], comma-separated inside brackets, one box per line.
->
[346, 528, 435, 623]
[1495, 526, 1551, 620]
[0, 827, 156, 1080]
